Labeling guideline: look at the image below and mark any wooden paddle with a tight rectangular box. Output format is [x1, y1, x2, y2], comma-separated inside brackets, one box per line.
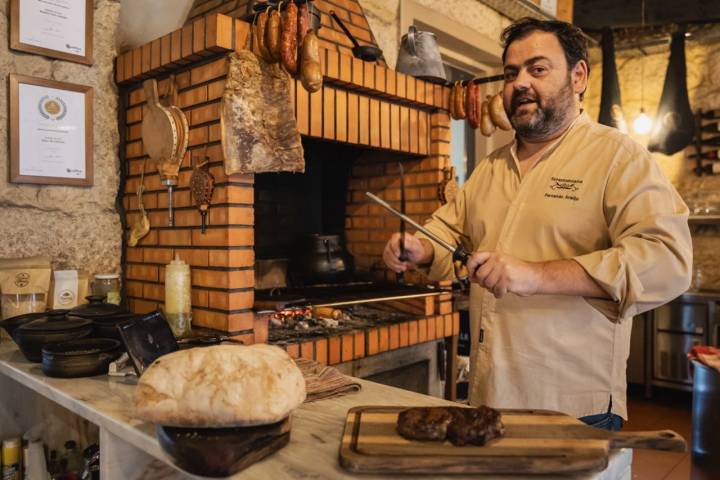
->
[340, 405, 686, 475]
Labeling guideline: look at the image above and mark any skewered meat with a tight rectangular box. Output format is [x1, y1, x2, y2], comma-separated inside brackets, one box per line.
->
[397, 406, 504, 446]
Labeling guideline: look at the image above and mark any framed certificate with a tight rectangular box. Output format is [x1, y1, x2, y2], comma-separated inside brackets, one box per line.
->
[10, 0, 93, 65]
[9, 75, 93, 186]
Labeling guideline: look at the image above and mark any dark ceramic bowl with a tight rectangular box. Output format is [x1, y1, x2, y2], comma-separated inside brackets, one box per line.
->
[15, 312, 93, 362]
[90, 313, 138, 340]
[41, 338, 122, 378]
[156, 417, 291, 478]
[0, 311, 47, 340]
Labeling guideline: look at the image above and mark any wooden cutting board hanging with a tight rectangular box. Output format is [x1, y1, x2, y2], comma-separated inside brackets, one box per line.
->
[340, 406, 686, 475]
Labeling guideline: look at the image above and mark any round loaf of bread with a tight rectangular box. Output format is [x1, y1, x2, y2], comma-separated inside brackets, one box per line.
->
[134, 344, 306, 427]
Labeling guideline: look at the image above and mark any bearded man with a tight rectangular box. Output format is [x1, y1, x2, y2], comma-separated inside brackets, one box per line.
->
[382, 18, 692, 431]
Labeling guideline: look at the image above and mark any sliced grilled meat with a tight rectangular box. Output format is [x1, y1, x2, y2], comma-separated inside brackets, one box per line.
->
[397, 406, 504, 446]
[397, 407, 454, 441]
[446, 405, 504, 446]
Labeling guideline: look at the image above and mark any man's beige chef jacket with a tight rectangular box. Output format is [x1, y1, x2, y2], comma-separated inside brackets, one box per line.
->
[418, 112, 692, 419]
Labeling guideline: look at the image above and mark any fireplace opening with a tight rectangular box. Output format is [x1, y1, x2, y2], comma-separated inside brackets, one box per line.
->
[254, 138, 359, 262]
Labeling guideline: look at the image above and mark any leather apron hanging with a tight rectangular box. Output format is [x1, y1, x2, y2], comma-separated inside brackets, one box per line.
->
[598, 28, 626, 131]
[648, 29, 695, 155]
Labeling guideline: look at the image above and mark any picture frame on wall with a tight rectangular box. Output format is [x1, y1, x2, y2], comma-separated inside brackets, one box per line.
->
[9, 74, 94, 186]
[10, 0, 94, 66]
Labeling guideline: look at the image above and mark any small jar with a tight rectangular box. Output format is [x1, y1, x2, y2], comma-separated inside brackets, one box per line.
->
[93, 274, 121, 305]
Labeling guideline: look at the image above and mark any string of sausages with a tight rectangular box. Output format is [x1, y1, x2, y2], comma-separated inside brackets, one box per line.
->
[251, 1, 322, 93]
[449, 81, 512, 136]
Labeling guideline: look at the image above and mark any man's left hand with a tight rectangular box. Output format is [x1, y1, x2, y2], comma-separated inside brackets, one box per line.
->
[466, 252, 543, 298]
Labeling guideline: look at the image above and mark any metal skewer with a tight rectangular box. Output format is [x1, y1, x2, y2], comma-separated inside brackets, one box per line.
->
[365, 192, 469, 264]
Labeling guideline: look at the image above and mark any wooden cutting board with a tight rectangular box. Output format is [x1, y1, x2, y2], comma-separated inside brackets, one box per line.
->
[339, 406, 686, 475]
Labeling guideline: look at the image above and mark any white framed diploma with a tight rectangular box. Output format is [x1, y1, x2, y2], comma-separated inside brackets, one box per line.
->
[10, 0, 93, 65]
[10, 75, 94, 186]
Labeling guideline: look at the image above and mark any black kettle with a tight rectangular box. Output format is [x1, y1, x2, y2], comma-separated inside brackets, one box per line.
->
[291, 234, 354, 285]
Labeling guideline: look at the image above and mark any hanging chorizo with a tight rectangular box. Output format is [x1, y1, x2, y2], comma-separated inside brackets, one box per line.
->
[280, 1, 299, 75]
[297, 2, 310, 58]
[466, 80, 480, 129]
[265, 7, 282, 62]
[256, 10, 273, 63]
[449, 82, 458, 120]
[454, 82, 466, 120]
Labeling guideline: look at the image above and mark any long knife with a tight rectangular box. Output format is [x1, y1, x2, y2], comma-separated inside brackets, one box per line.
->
[366, 192, 472, 275]
[397, 163, 407, 284]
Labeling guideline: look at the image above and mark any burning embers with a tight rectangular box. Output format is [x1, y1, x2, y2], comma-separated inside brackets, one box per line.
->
[267, 304, 414, 343]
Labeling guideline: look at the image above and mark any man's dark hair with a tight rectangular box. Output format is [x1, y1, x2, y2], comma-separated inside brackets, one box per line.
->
[501, 17, 589, 100]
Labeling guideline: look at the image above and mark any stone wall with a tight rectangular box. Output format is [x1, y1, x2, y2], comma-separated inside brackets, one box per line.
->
[358, 0, 511, 69]
[584, 38, 720, 289]
[0, 0, 122, 278]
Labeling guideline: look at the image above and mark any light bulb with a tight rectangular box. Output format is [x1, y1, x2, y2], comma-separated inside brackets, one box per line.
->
[633, 109, 653, 135]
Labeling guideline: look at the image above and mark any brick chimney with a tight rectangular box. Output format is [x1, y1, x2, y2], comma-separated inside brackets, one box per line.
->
[115, 5, 455, 350]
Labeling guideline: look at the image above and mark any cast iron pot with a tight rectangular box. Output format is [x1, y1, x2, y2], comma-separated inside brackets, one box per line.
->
[291, 234, 354, 285]
[156, 417, 291, 477]
[90, 312, 139, 340]
[41, 338, 122, 378]
[70, 295, 128, 320]
[14, 311, 93, 362]
[69, 295, 133, 340]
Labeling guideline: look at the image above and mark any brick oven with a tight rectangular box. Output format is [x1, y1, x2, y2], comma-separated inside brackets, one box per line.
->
[116, 1, 460, 397]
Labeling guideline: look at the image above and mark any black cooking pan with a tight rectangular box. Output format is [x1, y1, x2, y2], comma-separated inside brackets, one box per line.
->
[14, 311, 93, 362]
[330, 10, 383, 62]
[41, 338, 122, 378]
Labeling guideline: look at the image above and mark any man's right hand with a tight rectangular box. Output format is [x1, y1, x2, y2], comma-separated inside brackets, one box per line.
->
[383, 233, 434, 272]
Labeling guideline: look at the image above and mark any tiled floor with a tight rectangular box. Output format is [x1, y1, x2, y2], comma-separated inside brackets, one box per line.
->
[624, 386, 717, 480]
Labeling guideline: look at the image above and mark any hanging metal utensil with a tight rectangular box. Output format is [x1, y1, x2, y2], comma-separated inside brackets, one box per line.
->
[128, 159, 151, 247]
[397, 162, 407, 284]
[189, 150, 215, 234]
[329, 10, 383, 62]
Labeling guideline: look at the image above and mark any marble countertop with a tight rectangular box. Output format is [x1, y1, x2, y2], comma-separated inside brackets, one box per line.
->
[0, 342, 632, 479]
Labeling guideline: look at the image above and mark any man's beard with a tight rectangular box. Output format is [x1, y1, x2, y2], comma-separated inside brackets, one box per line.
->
[509, 76, 574, 140]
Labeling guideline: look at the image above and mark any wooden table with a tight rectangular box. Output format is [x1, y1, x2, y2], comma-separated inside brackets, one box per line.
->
[0, 342, 632, 479]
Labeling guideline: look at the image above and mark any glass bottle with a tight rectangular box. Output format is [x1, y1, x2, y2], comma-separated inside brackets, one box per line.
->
[164, 256, 192, 337]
